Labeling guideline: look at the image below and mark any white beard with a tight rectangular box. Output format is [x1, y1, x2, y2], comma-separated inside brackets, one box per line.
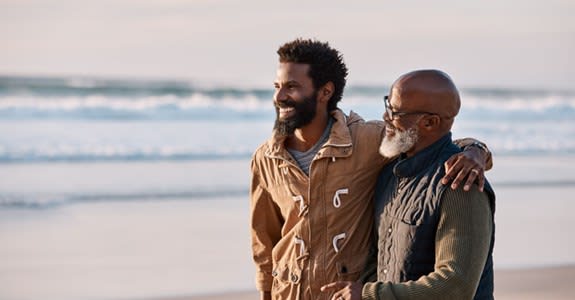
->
[379, 126, 419, 158]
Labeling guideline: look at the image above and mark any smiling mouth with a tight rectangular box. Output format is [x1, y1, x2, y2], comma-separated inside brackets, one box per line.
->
[279, 107, 295, 116]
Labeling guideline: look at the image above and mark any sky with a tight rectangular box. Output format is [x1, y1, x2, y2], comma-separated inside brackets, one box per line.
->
[0, 0, 573, 90]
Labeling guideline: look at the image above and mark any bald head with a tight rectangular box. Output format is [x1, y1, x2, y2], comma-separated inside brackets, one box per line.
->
[381, 70, 462, 157]
[391, 69, 461, 127]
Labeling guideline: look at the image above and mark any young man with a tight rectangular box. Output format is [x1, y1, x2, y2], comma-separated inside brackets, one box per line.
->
[250, 40, 491, 300]
[322, 70, 495, 300]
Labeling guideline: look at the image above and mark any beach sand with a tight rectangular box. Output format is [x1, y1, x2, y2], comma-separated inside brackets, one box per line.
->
[0, 156, 574, 300]
[147, 265, 575, 300]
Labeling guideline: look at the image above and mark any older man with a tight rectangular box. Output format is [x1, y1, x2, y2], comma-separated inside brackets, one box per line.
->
[322, 70, 495, 300]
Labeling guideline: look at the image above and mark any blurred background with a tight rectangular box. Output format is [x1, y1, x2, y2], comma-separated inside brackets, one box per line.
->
[0, 1, 574, 299]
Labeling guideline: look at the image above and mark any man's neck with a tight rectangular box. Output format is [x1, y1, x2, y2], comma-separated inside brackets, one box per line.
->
[405, 132, 447, 158]
[286, 112, 329, 152]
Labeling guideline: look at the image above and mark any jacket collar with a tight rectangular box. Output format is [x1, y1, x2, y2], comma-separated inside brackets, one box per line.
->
[265, 109, 358, 160]
[393, 132, 453, 178]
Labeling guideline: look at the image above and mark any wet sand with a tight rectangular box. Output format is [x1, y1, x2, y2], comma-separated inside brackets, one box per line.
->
[154, 265, 575, 300]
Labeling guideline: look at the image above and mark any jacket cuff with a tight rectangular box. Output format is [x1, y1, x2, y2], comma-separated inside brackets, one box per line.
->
[362, 282, 379, 300]
[455, 138, 493, 171]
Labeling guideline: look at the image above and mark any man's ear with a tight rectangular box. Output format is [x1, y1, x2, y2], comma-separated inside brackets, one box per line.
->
[422, 115, 440, 130]
[318, 82, 334, 104]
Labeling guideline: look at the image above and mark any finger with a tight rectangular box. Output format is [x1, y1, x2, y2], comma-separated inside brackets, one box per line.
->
[443, 155, 461, 183]
[463, 169, 479, 191]
[451, 166, 471, 190]
[444, 154, 457, 171]
[321, 281, 346, 292]
[477, 170, 485, 192]
[442, 155, 457, 184]
[442, 156, 463, 185]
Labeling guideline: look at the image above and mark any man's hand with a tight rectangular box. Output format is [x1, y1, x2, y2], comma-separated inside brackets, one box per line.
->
[321, 281, 363, 300]
[441, 146, 486, 192]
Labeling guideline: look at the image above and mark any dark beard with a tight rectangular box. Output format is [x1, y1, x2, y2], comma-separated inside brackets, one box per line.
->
[273, 91, 318, 136]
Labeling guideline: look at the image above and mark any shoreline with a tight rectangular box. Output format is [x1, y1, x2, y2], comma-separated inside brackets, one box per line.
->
[148, 265, 574, 300]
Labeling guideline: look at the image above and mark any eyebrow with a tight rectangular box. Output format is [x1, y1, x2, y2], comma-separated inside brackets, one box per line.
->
[274, 80, 301, 86]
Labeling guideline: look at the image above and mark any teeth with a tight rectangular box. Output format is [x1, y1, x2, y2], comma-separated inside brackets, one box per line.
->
[280, 107, 294, 113]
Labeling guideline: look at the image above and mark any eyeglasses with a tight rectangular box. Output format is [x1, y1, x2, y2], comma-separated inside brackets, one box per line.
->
[384, 95, 437, 120]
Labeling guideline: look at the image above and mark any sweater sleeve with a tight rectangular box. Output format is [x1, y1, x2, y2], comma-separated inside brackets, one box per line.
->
[362, 187, 493, 300]
[250, 158, 284, 292]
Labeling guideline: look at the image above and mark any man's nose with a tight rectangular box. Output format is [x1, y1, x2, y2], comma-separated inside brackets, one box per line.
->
[274, 87, 288, 102]
[383, 110, 391, 122]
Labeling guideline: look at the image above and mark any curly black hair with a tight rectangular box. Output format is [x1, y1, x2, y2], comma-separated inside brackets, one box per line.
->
[277, 39, 348, 111]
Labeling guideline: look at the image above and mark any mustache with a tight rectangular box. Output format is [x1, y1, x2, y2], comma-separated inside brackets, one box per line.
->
[385, 120, 396, 130]
[275, 99, 297, 109]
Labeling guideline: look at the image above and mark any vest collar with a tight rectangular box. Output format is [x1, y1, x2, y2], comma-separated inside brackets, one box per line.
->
[393, 133, 453, 178]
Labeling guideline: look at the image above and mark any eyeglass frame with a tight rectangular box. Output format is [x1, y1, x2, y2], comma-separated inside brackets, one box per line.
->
[383, 95, 439, 120]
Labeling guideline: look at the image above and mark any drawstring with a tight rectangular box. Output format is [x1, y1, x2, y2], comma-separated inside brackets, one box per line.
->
[333, 188, 349, 208]
[292, 195, 306, 214]
[332, 233, 346, 253]
[294, 236, 306, 256]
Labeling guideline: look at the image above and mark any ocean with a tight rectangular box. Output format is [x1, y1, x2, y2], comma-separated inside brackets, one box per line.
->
[1, 75, 574, 163]
[1, 75, 574, 208]
[0, 75, 574, 299]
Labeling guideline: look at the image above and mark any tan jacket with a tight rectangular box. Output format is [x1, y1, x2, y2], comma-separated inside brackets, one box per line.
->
[250, 109, 390, 300]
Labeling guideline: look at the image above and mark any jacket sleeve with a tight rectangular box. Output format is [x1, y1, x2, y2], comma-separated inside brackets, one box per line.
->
[453, 138, 493, 171]
[362, 187, 493, 300]
[250, 157, 284, 292]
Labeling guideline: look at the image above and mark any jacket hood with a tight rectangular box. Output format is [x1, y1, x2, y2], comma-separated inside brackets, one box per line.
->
[345, 110, 364, 125]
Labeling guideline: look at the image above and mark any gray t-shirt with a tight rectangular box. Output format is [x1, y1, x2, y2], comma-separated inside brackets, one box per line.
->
[287, 118, 334, 176]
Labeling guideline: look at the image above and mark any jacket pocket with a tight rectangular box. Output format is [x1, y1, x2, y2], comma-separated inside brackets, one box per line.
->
[272, 264, 302, 300]
[336, 257, 366, 282]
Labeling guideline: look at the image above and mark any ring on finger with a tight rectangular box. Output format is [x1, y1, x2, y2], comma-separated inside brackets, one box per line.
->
[470, 169, 480, 175]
